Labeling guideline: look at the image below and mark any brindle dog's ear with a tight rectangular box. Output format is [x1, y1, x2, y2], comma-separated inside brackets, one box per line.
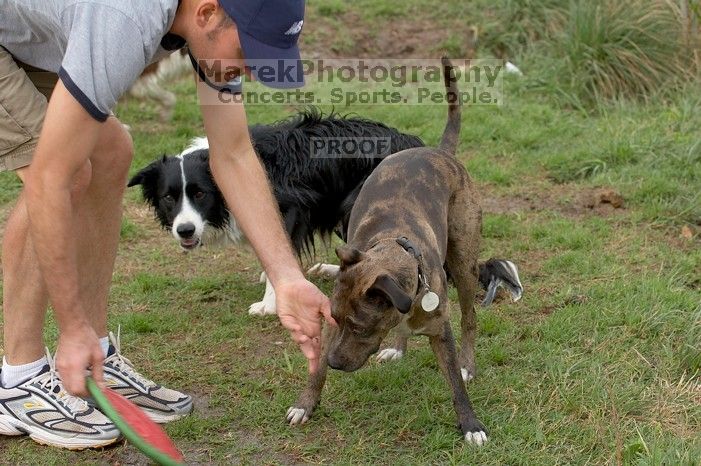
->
[336, 245, 367, 268]
[371, 275, 413, 314]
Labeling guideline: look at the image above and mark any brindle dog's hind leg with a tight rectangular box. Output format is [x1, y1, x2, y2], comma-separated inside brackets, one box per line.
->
[286, 326, 335, 425]
[446, 186, 482, 382]
[429, 321, 488, 445]
[446, 251, 479, 382]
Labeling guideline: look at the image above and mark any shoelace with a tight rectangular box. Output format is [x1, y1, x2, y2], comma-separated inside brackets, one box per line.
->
[37, 349, 89, 414]
[107, 327, 155, 388]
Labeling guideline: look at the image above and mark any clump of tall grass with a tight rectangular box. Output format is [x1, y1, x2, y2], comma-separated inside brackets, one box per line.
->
[479, 0, 567, 57]
[540, 0, 695, 108]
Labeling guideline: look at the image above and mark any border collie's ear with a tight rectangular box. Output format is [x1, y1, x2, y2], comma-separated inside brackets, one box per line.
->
[127, 173, 144, 187]
[127, 157, 166, 207]
[127, 158, 163, 188]
[371, 275, 412, 314]
[336, 245, 367, 268]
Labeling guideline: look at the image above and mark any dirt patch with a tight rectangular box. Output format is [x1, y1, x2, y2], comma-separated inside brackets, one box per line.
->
[302, 15, 476, 59]
[100, 442, 149, 466]
[190, 391, 226, 419]
[582, 188, 624, 210]
[101, 438, 224, 466]
[481, 183, 627, 218]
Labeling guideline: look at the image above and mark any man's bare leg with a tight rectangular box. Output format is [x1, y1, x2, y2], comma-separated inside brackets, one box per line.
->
[2, 188, 50, 364]
[74, 117, 133, 337]
[2, 117, 131, 365]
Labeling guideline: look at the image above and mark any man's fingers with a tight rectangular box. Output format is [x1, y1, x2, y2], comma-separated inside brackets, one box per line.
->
[287, 322, 322, 372]
[319, 298, 337, 327]
[294, 334, 309, 345]
[298, 338, 320, 364]
[287, 327, 321, 373]
[278, 316, 302, 334]
[276, 279, 331, 373]
[91, 351, 105, 388]
[307, 355, 319, 374]
[60, 367, 88, 397]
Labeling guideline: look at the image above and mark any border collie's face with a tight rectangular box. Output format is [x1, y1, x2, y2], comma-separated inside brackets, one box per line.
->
[128, 148, 230, 251]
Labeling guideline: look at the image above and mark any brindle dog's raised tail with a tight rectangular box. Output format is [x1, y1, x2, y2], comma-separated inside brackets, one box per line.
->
[439, 58, 524, 306]
[438, 56, 461, 156]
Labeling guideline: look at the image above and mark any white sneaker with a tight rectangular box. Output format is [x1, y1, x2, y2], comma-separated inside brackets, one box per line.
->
[102, 329, 193, 423]
[0, 349, 120, 450]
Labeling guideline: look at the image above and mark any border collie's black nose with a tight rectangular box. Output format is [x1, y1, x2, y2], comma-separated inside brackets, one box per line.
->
[176, 223, 196, 239]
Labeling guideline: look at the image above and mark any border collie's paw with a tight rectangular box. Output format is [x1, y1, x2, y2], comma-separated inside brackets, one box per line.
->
[248, 300, 276, 316]
[306, 263, 340, 279]
[286, 407, 310, 426]
[464, 429, 488, 446]
[376, 348, 403, 362]
[259, 271, 267, 284]
[461, 367, 475, 383]
[480, 259, 524, 307]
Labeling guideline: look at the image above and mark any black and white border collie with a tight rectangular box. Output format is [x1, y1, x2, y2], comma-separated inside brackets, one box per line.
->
[128, 109, 524, 315]
[128, 109, 426, 315]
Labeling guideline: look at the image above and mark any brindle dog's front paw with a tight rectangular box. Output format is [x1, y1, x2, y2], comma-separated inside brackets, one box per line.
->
[462, 420, 488, 446]
[286, 406, 313, 425]
[376, 348, 403, 362]
[460, 367, 475, 382]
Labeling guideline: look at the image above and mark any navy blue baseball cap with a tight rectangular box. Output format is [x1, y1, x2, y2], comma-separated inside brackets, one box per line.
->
[220, 0, 305, 89]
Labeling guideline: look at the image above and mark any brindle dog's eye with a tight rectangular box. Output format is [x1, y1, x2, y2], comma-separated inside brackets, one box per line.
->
[346, 316, 371, 337]
[345, 316, 362, 335]
[365, 290, 389, 308]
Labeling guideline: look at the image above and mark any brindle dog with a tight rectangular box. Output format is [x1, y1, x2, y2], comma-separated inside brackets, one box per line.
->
[287, 58, 488, 445]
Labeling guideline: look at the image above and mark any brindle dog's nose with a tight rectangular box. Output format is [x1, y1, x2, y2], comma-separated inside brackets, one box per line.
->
[326, 353, 341, 370]
[176, 223, 196, 239]
[327, 351, 349, 371]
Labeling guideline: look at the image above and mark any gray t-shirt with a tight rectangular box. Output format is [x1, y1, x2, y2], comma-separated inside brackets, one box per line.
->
[0, 0, 183, 121]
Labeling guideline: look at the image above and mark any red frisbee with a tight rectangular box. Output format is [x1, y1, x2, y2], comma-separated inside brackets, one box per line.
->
[87, 377, 185, 465]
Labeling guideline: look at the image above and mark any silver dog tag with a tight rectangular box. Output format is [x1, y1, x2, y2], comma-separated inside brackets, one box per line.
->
[421, 291, 440, 312]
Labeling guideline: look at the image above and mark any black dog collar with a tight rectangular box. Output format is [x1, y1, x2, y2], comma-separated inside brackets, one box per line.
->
[396, 236, 419, 259]
[395, 237, 440, 312]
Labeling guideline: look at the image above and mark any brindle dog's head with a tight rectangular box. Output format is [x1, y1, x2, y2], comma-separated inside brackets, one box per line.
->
[327, 240, 420, 371]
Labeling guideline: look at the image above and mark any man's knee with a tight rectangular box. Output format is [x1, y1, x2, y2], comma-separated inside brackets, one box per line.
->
[2, 190, 29, 242]
[91, 117, 133, 188]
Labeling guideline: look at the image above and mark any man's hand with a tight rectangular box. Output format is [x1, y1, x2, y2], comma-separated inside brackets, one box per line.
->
[55, 322, 105, 396]
[276, 279, 336, 374]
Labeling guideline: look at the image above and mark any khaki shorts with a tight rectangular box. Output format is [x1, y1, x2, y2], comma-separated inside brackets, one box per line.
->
[0, 47, 58, 172]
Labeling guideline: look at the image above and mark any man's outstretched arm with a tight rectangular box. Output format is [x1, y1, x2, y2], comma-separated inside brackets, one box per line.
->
[198, 86, 336, 373]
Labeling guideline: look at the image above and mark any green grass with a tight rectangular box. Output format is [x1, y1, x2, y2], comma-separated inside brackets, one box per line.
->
[530, 0, 694, 108]
[1, 2, 701, 464]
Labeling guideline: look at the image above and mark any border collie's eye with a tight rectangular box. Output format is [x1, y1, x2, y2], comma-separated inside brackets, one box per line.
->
[163, 194, 175, 203]
[194, 191, 205, 200]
